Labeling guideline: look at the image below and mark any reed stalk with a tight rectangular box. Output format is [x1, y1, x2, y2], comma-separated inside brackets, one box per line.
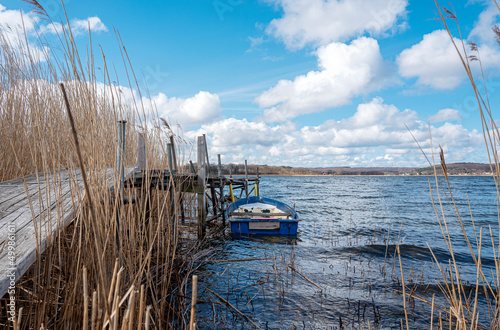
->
[0, 1, 214, 328]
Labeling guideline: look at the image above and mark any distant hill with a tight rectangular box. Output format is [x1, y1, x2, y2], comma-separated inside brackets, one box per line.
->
[310, 166, 416, 176]
[203, 163, 492, 176]
[406, 163, 492, 176]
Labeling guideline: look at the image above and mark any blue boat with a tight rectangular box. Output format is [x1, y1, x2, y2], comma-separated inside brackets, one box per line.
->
[225, 196, 299, 236]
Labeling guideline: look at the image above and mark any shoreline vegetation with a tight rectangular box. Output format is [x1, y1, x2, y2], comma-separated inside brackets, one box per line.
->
[218, 162, 493, 176]
[0, 0, 498, 328]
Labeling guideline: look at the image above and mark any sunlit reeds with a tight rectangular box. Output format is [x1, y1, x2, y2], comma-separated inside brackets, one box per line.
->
[396, 2, 500, 328]
[0, 1, 211, 328]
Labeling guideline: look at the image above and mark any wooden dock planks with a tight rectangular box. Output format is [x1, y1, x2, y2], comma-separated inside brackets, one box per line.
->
[0, 167, 135, 298]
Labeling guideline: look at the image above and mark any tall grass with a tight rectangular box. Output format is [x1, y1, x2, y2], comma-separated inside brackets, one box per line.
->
[0, 2, 208, 329]
[399, 2, 500, 329]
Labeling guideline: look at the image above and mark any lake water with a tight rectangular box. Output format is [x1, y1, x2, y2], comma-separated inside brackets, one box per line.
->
[194, 175, 498, 329]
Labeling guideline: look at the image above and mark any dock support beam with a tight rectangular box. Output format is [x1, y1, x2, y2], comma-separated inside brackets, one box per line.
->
[116, 120, 127, 199]
[167, 137, 178, 241]
[244, 160, 248, 199]
[197, 136, 207, 239]
[116, 120, 127, 255]
[218, 154, 225, 224]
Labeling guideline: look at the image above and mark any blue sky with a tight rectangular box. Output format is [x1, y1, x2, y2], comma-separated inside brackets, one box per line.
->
[1, 0, 499, 167]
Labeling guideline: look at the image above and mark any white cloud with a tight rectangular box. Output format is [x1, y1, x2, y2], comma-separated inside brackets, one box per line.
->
[149, 91, 222, 128]
[299, 97, 420, 148]
[255, 37, 393, 122]
[39, 17, 108, 36]
[469, 2, 500, 46]
[428, 108, 462, 123]
[0, 4, 48, 62]
[398, 3, 500, 91]
[266, 0, 408, 49]
[71, 17, 108, 36]
[397, 30, 466, 90]
[194, 118, 288, 148]
[0, 4, 38, 37]
[185, 98, 483, 166]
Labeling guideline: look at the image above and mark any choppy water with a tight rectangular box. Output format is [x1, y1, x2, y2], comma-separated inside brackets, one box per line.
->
[194, 176, 498, 329]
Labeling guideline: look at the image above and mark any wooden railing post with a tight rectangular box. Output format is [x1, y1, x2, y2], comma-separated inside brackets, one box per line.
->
[197, 136, 206, 238]
[218, 154, 225, 224]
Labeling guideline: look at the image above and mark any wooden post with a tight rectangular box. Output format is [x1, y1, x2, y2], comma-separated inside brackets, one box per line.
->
[167, 142, 174, 174]
[255, 167, 259, 197]
[116, 120, 127, 199]
[218, 154, 225, 224]
[244, 160, 248, 199]
[137, 133, 146, 171]
[229, 168, 234, 202]
[167, 142, 177, 241]
[169, 135, 178, 171]
[197, 136, 206, 238]
[115, 120, 126, 255]
[189, 160, 196, 174]
[203, 134, 210, 177]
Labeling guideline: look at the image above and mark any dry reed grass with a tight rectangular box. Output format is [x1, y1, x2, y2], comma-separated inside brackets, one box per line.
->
[396, 2, 500, 329]
[0, 1, 211, 329]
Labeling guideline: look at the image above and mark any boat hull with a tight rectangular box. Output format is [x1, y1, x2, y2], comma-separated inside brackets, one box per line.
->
[226, 196, 299, 236]
[229, 219, 298, 235]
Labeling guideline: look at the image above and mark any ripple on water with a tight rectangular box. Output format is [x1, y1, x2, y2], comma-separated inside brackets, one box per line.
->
[196, 176, 499, 329]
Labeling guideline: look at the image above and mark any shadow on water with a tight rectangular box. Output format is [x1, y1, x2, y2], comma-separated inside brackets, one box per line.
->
[194, 176, 498, 329]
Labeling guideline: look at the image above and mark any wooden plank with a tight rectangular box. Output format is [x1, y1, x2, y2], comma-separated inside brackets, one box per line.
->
[0, 166, 136, 298]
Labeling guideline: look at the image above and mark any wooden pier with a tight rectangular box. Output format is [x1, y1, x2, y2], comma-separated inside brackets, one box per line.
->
[0, 133, 259, 298]
[0, 167, 135, 298]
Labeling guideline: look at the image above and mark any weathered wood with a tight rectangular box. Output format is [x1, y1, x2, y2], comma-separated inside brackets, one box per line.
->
[137, 133, 146, 171]
[244, 160, 248, 198]
[202, 134, 210, 177]
[167, 142, 174, 173]
[197, 136, 206, 239]
[217, 154, 225, 224]
[0, 167, 136, 299]
[116, 121, 127, 199]
[169, 136, 178, 171]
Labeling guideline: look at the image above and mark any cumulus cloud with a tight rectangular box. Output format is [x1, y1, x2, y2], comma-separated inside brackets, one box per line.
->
[186, 98, 482, 166]
[398, 3, 500, 90]
[149, 91, 222, 128]
[0, 4, 48, 62]
[39, 16, 108, 36]
[469, 2, 500, 46]
[397, 30, 466, 90]
[71, 17, 107, 35]
[255, 37, 393, 122]
[191, 118, 289, 151]
[428, 108, 462, 123]
[266, 0, 408, 49]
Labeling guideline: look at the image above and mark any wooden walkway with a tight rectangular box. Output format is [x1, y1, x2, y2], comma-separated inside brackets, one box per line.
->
[0, 167, 134, 298]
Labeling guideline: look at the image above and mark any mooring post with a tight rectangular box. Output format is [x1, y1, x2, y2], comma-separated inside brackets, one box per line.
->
[197, 136, 207, 238]
[203, 134, 211, 177]
[167, 141, 177, 241]
[116, 120, 127, 255]
[116, 120, 127, 199]
[137, 133, 146, 171]
[255, 166, 259, 197]
[229, 168, 234, 202]
[169, 135, 178, 171]
[244, 160, 248, 199]
[167, 142, 174, 174]
[218, 154, 225, 224]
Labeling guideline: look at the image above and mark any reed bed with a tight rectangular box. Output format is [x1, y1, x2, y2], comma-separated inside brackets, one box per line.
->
[0, 2, 214, 328]
[393, 2, 500, 328]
